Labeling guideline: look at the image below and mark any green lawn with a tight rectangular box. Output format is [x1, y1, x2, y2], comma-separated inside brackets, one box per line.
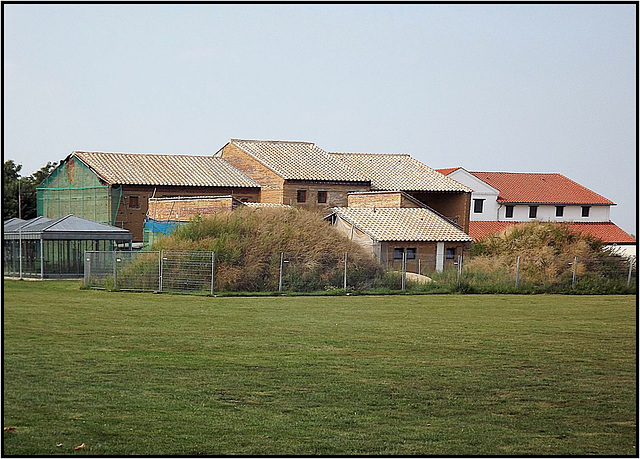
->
[2, 280, 636, 455]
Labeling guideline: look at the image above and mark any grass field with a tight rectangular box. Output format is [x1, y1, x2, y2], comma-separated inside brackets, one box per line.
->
[2, 280, 637, 455]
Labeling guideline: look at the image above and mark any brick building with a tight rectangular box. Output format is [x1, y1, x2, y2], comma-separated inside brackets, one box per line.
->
[38, 151, 260, 242]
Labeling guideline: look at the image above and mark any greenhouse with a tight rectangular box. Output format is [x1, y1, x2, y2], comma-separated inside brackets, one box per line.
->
[3, 215, 132, 279]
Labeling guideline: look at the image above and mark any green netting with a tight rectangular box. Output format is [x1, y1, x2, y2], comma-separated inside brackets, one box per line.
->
[37, 158, 119, 225]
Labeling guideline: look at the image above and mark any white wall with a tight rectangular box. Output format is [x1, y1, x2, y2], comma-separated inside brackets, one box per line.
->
[497, 204, 611, 222]
[446, 168, 613, 224]
[605, 244, 637, 259]
[448, 169, 500, 221]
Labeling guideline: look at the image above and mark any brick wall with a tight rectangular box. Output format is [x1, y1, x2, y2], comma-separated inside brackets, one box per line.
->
[381, 241, 467, 274]
[220, 143, 285, 203]
[147, 196, 237, 221]
[347, 191, 423, 209]
[283, 181, 370, 210]
[408, 191, 471, 233]
[115, 185, 260, 241]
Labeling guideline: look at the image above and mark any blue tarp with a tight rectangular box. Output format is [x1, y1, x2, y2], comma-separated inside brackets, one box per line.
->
[143, 218, 182, 235]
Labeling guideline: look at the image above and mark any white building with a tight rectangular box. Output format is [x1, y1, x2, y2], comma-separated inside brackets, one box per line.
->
[437, 168, 635, 257]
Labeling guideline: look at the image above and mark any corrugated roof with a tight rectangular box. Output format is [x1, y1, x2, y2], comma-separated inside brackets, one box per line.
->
[332, 207, 473, 242]
[228, 139, 369, 182]
[330, 153, 472, 192]
[469, 172, 615, 205]
[72, 151, 260, 188]
[3, 215, 132, 240]
[3, 218, 28, 232]
[468, 221, 635, 244]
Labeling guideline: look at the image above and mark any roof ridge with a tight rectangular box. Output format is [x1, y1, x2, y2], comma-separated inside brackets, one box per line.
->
[74, 151, 218, 159]
[230, 138, 316, 146]
[330, 151, 411, 157]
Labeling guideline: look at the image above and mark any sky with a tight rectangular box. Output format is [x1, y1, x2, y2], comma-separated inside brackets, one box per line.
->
[3, 4, 637, 234]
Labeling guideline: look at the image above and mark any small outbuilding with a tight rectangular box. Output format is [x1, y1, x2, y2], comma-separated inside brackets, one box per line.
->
[3, 215, 132, 278]
[326, 191, 473, 274]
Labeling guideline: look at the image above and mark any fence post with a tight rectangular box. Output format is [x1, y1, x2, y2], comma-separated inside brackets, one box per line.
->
[457, 254, 463, 288]
[401, 251, 407, 291]
[343, 252, 348, 292]
[572, 256, 578, 288]
[515, 256, 521, 289]
[211, 251, 216, 295]
[278, 252, 284, 293]
[112, 250, 117, 290]
[627, 257, 635, 288]
[418, 258, 421, 276]
[159, 250, 163, 293]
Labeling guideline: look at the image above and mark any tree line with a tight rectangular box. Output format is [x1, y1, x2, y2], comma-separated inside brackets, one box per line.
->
[3, 160, 58, 221]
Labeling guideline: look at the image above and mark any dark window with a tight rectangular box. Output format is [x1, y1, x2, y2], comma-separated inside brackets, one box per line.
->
[555, 206, 564, 217]
[505, 205, 514, 219]
[529, 206, 538, 218]
[406, 248, 417, 260]
[581, 206, 590, 217]
[296, 190, 307, 203]
[128, 196, 140, 209]
[393, 248, 404, 260]
[317, 191, 327, 204]
[473, 199, 484, 213]
[445, 248, 456, 260]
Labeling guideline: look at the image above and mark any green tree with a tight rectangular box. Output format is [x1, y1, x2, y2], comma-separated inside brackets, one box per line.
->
[3, 160, 22, 220]
[3, 160, 58, 220]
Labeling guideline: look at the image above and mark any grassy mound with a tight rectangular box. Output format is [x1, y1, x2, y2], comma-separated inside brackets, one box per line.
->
[466, 222, 633, 292]
[152, 206, 384, 292]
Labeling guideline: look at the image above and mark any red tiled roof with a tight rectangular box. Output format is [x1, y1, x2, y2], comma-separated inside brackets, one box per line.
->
[469, 172, 615, 205]
[435, 167, 461, 176]
[469, 221, 635, 244]
[567, 222, 636, 244]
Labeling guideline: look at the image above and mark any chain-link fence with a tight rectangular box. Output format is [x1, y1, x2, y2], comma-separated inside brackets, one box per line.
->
[84, 250, 215, 294]
[84, 250, 636, 295]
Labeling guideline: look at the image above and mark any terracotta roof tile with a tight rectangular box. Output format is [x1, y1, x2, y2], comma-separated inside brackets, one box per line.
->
[435, 167, 462, 176]
[73, 151, 260, 188]
[330, 153, 471, 192]
[469, 221, 635, 244]
[332, 207, 473, 242]
[469, 172, 615, 205]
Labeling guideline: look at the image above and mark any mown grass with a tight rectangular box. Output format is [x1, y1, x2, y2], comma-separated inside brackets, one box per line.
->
[3, 280, 637, 455]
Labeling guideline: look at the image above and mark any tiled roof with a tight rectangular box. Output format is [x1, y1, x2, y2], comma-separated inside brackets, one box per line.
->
[565, 222, 636, 244]
[72, 151, 260, 188]
[435, 167, 462, 176]
[228, 139, 369, 182]
[469, 172, 615, 205]
[469, 221, 635, 244]
[330, 153, 472, 192]
[243, 202, 292, 208]
[332, 207, 473, 242]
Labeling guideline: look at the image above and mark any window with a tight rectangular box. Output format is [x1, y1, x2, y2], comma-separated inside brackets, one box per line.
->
[128, 196, 140, 209]
[406, 248, 417, 260]
[317, 190, 327, 204]
[581, 206, 590, 217]
[445, 248, 456, 260]
[393, 248, 404, 260]
[505, 205, 514, 219]
[529, 206, 538, 218]
[296, 190, 307, 203]
[473, 199, 484, 213]
[556, 206, 564, 217]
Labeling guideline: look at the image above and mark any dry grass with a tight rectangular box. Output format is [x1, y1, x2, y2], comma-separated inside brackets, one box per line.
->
[152, 207, 383, 291]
